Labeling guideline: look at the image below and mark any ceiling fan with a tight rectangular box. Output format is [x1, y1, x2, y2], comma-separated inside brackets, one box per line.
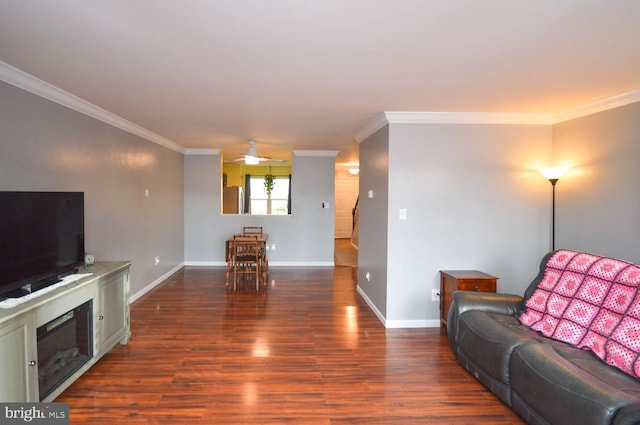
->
[233, 140, 286, 165]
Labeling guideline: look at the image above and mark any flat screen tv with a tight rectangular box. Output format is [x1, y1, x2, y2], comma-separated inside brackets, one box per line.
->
[0, 191, 85, 300]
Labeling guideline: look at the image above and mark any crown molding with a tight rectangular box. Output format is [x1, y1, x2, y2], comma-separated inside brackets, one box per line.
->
[0, 61, 186, 153]
[184, 148, 220, 155]
[384, 111, 552, 125]
[355, 112, 390, 143]
[292, 150, 339, 157]
[553, 88, 640, 123]
[5, 60, 639, 150]
[356, 88, 640, 142]
[355, 111, 552, 143]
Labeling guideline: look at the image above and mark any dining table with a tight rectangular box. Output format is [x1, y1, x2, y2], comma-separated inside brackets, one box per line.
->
[226, 233, 269, 268]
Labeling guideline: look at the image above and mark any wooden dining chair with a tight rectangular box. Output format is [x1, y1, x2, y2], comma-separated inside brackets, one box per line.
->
[227, 235, 262, 290]
[242, 227, 268, 275]
[242, 226, 263, 235]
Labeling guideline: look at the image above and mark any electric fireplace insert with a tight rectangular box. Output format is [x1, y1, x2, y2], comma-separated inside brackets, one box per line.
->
[37, 300, 93, 400]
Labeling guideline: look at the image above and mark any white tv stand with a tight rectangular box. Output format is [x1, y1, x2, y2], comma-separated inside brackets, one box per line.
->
[0, 261, 131, 402]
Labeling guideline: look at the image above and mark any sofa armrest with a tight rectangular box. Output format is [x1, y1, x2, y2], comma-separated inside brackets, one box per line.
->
[447, 290, 524, 353]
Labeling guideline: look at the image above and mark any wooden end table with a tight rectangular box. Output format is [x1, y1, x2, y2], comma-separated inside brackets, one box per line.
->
[440, 270, 498, 328]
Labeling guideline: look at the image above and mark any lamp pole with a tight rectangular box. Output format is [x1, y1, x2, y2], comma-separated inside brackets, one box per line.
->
[548, 178, 559, 251]
[539, 167, 567, 252]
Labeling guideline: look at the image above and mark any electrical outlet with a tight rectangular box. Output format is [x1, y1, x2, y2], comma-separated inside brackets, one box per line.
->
[431, 289, 440, 301]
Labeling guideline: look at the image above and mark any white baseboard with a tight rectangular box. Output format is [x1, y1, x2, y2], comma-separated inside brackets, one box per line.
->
[269, 261, 334, 267]
[130, 263, 184, 303]
[385, 319, 440, 328]
[183, 261, 226, 267]
[356, 285, 387, 326]
[183, 261, 335, 267]
[356, 285, 440, 329]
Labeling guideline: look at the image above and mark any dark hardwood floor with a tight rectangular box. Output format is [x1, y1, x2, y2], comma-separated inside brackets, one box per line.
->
[58, 266, 524, 424]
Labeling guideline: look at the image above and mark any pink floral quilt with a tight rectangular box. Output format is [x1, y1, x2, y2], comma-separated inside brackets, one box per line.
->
[519, 250, 640, 379]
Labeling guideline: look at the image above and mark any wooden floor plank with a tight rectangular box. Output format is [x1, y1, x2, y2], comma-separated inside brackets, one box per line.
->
[57, 266, 524, 424]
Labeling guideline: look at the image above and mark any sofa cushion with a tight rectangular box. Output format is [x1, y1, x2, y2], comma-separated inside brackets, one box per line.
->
[519, 250, 640, 379]
[456, 311, 550, 405]
[511, 343, 640, 425]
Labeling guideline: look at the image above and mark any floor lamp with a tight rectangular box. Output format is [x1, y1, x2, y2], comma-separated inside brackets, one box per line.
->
[539, 167, 567, 251]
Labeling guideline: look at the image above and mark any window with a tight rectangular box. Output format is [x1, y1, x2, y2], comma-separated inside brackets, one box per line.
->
[249, 176, 289, 215]
[221, 162, 292, 215]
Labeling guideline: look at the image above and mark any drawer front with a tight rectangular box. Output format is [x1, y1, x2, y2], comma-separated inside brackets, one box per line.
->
[458, 280, 496, 292]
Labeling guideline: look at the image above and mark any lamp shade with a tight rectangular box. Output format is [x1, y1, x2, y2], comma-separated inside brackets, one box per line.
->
[539, 167, 567, 181]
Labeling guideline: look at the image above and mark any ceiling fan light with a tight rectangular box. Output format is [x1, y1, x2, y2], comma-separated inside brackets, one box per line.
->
[348, 167, 359, 175]
[245, 155, 260, 165]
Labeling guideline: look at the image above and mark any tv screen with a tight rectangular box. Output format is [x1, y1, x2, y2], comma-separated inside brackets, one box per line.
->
[0, 191, 85, 300]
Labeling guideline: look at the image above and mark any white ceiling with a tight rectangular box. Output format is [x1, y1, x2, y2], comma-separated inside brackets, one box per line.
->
[1, 0, 640, 164]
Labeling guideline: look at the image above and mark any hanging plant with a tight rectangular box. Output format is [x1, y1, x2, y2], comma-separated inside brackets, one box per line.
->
[264, 166, 276, 195]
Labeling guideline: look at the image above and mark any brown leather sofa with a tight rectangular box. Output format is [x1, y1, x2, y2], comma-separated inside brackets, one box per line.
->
[447, 252, 640, 425]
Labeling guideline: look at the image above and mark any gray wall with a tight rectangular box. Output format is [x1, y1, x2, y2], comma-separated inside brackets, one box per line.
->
[11, 68, 637, 329]
[184, 152, 336, 265]
[357, 126, 390, 319]
[358, 121, 553, 327]
[184, 153, 222, 263]
[0, 81, 184, 298]
[553, 102, 640, 263]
